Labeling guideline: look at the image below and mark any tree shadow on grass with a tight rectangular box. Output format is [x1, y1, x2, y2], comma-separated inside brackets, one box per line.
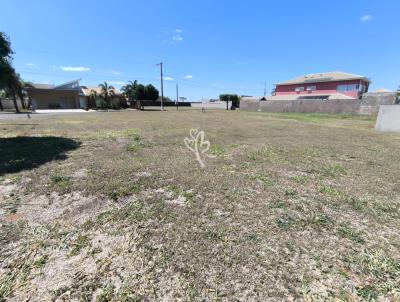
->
[0, 136, 81, 176]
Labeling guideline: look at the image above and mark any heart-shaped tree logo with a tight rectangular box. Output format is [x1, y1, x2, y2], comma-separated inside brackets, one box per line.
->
[184, 128, 212, 168]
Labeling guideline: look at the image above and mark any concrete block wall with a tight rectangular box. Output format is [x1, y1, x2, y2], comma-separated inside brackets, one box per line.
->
[240, 92, 397, 115]
[376, 105, 400, 132]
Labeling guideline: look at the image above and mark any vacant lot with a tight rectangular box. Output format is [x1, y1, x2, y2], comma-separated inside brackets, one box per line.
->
[1, 110, 400, 301]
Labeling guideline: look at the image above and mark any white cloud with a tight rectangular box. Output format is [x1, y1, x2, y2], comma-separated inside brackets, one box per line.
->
[172, 35, 183, 41]
[60, 66, 91, 72]
[360, 14, 372, 22]
[164, 29, 184, 43]
[109, 81, 125, 85]
[184, 75, 193, 79]
[26, 63, 35, 66]
[164, 76, 174, 81]
[165, 28, 183, 35]
[110, 70, 121, 75]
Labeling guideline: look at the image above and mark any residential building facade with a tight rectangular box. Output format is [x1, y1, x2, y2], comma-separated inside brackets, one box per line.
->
[27, 79, 122, 109]
[274, 71, 370, 99]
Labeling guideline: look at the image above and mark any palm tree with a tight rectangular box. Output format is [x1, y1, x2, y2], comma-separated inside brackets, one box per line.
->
[121, 82, 132, 97]
[98, 82, 115, 108]
[122, 81, 139, 108]
[121, 83, 132, 102]
[89, 90, 98, 108]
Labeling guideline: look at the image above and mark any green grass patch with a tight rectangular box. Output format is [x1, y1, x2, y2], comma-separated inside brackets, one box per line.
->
[348, 250, 400, 300]
[290, 175, 308, 184]
[126, 133, 146, 153]
[107, 184, 141, 201]
[50, 175, 72, 190]
[0, 276, 12, 301]
[251, 173, 274, 187]
[33, 255, 48, 268]
[97, 285, 115, 302]
[338, 223, 365, 243]
[319, 185, 341, 197]
[69, 235, 90, 257]
[209, 144, 225, 156]
[303, 213, 334, 229]
[97, 200, 163, 225]
[284, 188, 297, 196]
[320, 164, 347, 177]
[182, 190, 195, 202]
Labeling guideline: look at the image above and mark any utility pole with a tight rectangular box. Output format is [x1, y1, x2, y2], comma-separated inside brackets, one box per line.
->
[176, 82, 179, 111]
[156, 62, 164, 111]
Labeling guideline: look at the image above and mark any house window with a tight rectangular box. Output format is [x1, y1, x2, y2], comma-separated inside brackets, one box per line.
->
[348, 84, 358, 91]
[337, 84, 359, 92]
[306, 85, 316, 91]
[295, 86, 305, 92]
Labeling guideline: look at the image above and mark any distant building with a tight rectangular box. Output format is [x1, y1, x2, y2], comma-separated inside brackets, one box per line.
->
[274, 71, 370, 100]
[27, 79, 122, 109]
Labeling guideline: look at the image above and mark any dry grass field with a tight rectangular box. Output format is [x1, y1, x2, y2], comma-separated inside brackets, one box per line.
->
[1, 109, 400, 301]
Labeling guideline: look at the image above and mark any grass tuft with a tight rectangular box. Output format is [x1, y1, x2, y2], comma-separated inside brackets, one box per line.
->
[209, 144, 225, 156]
[50, 175, 72, 190]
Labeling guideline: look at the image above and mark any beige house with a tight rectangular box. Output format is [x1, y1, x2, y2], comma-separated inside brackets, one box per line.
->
[27, 79, 122, 109]
[80, 85, 122, 108]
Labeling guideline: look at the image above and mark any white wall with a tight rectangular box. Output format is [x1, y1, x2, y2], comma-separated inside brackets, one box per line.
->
[0, 98, 24, 110]
[79, 96, 87, 108]
[376, 105, 400, 132]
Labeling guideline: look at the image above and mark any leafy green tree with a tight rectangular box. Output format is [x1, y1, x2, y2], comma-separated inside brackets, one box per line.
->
[121, 81, 137, 100]
[219, 94, 240, 110]
[0, 32, 14, 94]
[122, 81, 160, 109]
[121, 82, 133, 100]
[158, 96, 173, 102]
[0, 32, 30, 112]
[0, 32, 12, 59]
[145, 84, 159, 101]
[122, 80, 144, 109]
[98, 82, 115, 108]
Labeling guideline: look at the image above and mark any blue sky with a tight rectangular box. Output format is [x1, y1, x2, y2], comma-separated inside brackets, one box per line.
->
[1, 0, 399, 100]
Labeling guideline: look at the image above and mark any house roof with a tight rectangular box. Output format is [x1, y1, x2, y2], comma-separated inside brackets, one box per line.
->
[29, 81, 121, 96]
[80, 86, 122, 96]
[54, 79, 81, 89]
[276, 71, 370, 86]
[31, 83, 54, 89]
